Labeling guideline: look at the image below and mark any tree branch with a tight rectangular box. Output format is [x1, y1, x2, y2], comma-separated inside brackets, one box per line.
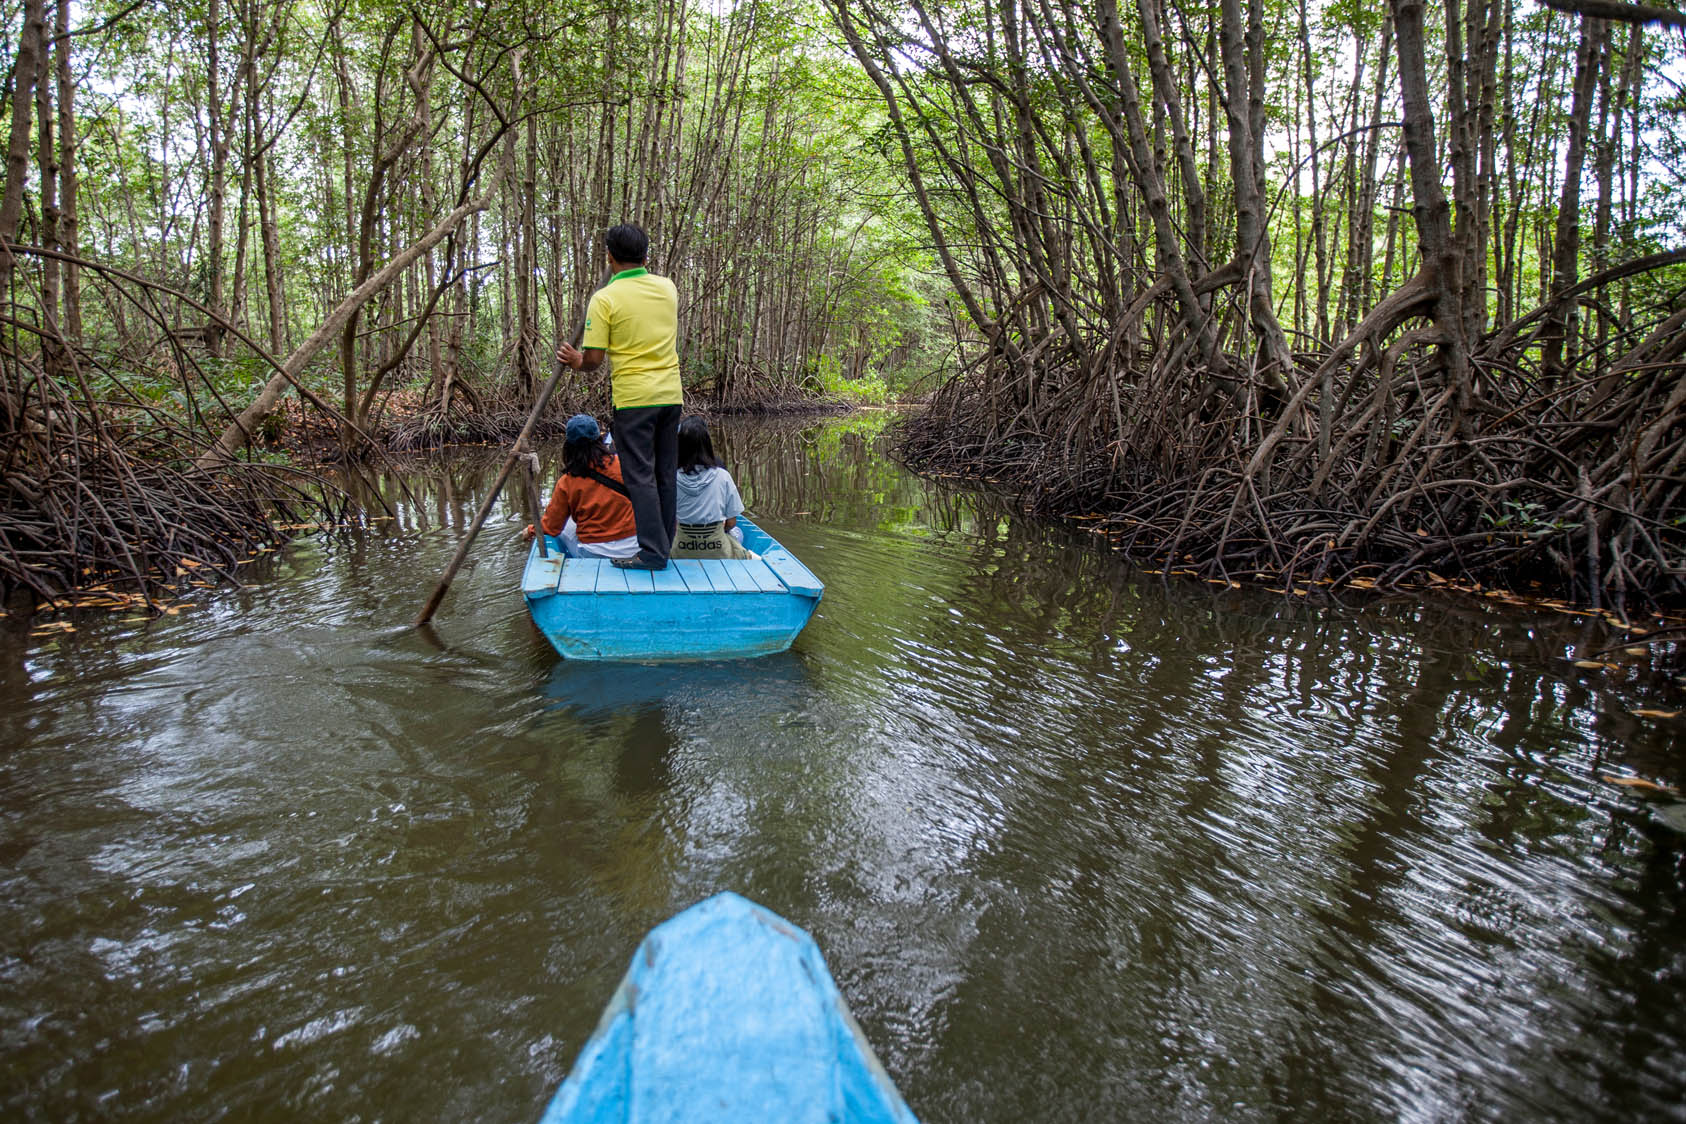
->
[1537, 0, 1686, 29]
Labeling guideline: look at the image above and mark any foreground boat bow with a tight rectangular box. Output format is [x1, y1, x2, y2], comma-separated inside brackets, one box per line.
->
[539, 892, 919, 1124]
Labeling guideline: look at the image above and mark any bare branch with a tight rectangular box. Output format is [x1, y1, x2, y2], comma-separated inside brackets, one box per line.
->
[1537, 0, 1686, 29]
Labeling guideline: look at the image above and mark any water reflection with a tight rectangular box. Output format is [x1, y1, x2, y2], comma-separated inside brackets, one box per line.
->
[540, 654, 814, 804]
[1, 413, 1683, 1123]
[542, 651, 810, 721]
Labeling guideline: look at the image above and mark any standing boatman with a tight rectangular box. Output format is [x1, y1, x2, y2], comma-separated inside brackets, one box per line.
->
[557, 224, 683, 571]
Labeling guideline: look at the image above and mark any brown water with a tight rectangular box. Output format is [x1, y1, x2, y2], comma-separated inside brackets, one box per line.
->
[3, 413, 1684, 1122]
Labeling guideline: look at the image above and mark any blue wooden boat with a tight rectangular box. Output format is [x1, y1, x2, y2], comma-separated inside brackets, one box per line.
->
[538, 892, 919, 1124]
[521, 517, 822, 661]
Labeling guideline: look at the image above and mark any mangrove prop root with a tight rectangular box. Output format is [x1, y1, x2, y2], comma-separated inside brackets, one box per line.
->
[898, 303, 1686, 616]
[1, 327, 334, 609]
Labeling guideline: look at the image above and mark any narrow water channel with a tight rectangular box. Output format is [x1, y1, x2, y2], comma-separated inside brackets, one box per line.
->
[3, 413, 1683, 1122]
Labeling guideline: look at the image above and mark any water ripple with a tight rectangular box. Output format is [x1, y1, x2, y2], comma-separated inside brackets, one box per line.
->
[2, 422, 1682, 1122]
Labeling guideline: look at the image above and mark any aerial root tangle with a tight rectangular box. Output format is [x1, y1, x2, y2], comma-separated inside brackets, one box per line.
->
[899, 285, 1686, 616]
[0, 331, 335, 608]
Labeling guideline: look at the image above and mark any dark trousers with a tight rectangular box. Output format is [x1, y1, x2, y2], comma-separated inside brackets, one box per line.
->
[612, 403, 681, 564]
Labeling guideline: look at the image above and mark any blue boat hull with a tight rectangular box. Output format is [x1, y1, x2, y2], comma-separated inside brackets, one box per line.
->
[522, 517, 822, 661]
[539, 892, 919, 1124]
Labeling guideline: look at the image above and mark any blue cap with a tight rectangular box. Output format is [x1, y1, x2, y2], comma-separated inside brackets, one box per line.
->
[565, 414, 600, 443]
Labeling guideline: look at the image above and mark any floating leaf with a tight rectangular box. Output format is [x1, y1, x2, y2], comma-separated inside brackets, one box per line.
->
[1625, 647, 1650, 657]
[1632, 709, 1680, 719]
[1572, 659, 1619, 670]
[1601, 774, 1681, 797]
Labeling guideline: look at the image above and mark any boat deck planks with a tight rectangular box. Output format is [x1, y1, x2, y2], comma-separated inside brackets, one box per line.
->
[742, 560, 785, 593]
[650, 565, 688, 594]
[523, 554, 563, 597]
[699, 559, 733, 592]
[760, 551, 822, 596]
[558, 560, 597, 595]
[545, 555, 808, 600]
[672, 559, 714, 592]
[522, 517, 823, 661]
[722, 560, 760, 592]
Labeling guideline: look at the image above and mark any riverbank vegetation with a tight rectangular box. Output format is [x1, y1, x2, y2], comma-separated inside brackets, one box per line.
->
[833, 0, 1686, 613]
[0, 0, 948, 604]
[3, 0, 1684, 613]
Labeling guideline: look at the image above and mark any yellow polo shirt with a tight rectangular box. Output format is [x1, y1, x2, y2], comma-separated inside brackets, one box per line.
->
[582, 268, 684, 409]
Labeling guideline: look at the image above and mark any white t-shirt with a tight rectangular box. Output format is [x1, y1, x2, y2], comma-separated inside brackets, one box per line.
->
[675, 465, 744, 525]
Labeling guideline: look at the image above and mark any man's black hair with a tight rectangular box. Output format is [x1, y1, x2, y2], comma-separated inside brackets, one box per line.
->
[604, 224, 649, 265]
